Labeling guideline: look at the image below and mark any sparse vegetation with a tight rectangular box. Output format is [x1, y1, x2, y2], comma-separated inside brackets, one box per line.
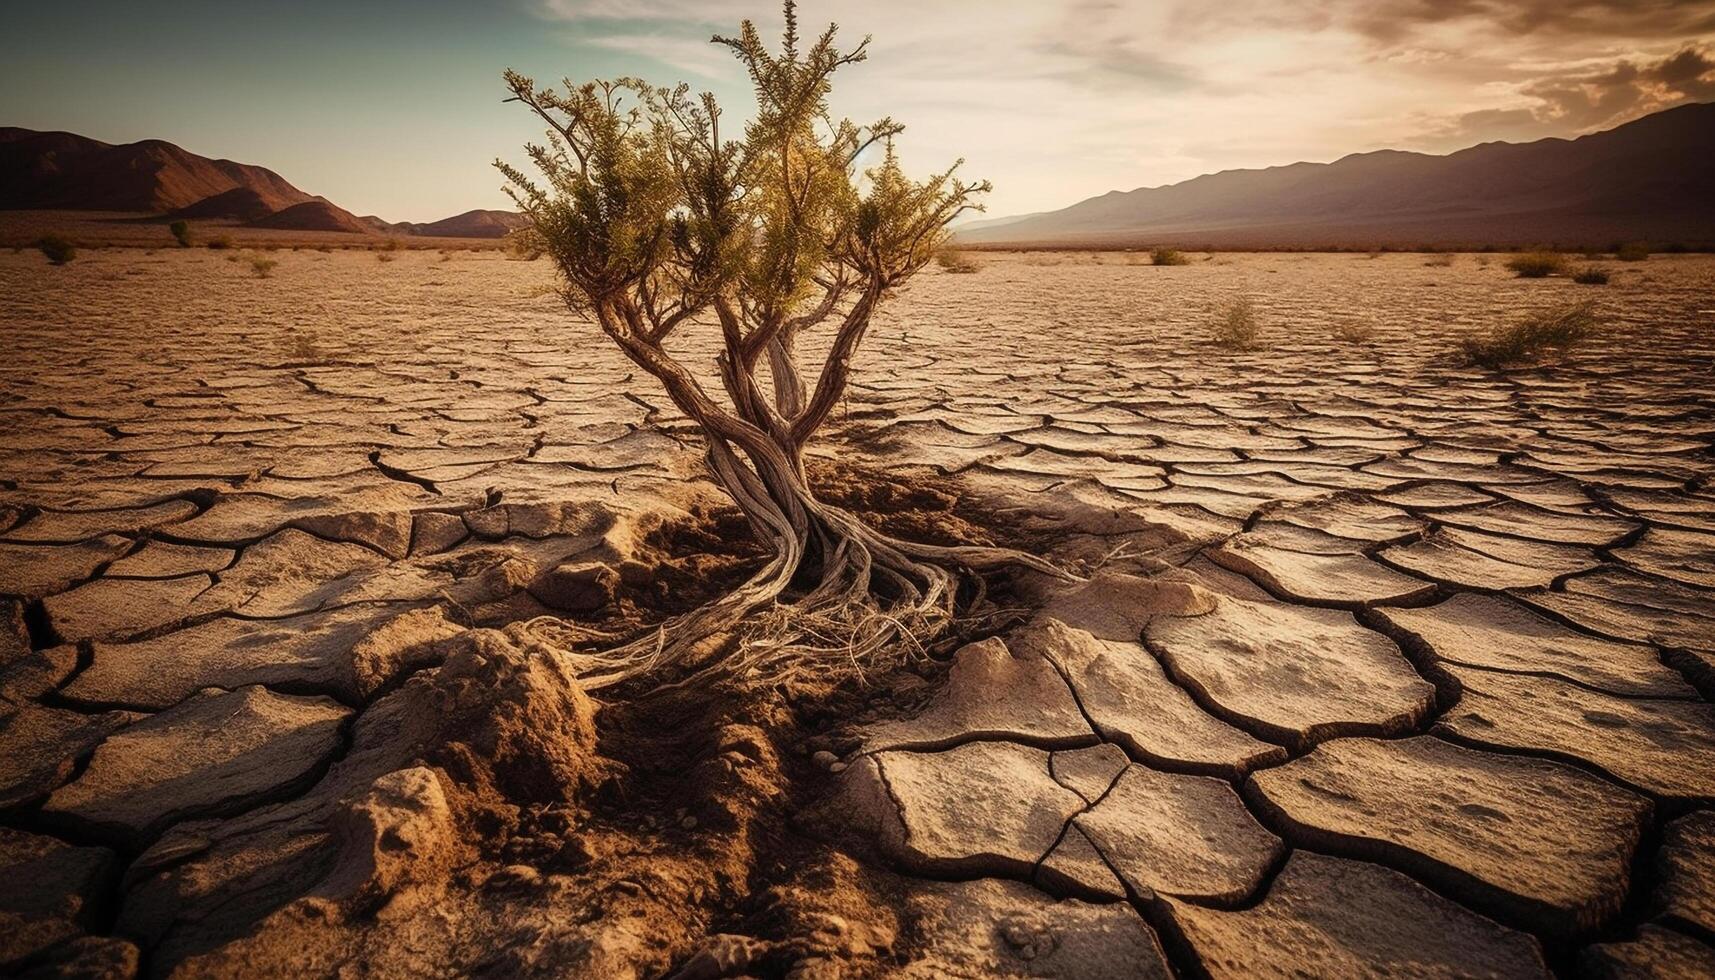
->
[249, 256, 279, 278]
[1150, 247, 1189, 266]
[503, 228, 544, 261]
[1572, 266, 1610, 285]
[1475, 254, 1493, 267]
[1505, 250, 1567, 278]
[1423, 253, 1455, 267]
[1616, 241, 1650, 262]
[169, 220, 193, 248]
[206, 235, 234, 250]
[935, 248, 981, 273]
[36, 235, 75, 265]
[377, 251, 396, 262]
[1212, 297, 1259, 349]
[1460, 301, 1600, 368]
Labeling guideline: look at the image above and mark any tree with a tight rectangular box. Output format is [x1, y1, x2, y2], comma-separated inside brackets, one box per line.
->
[499, 1, 1058, 690]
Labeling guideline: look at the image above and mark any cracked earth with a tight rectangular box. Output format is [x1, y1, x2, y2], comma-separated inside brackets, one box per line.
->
[2, 247, 1714, 978]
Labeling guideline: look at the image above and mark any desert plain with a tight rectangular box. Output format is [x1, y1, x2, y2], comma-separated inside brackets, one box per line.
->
[2, 246, 1714, 978]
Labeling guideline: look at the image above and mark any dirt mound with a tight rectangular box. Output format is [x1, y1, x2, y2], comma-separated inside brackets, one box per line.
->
[247, 200, 374, 234]
[169, 187, 276, 221]
[0, 128, 315, 213]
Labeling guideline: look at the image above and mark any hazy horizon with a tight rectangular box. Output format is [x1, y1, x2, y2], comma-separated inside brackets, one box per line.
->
[4, 0, 1713, 223]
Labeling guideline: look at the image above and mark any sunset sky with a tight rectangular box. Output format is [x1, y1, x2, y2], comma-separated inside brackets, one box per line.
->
[4, 0, 1713, 222]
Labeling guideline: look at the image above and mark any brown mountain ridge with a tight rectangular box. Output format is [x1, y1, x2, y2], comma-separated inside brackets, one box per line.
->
[0, 127, 524, 238]
[957, 102, 1715, 249]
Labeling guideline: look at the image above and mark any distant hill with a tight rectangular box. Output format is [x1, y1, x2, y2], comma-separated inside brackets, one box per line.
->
[958, 102, 1715, 248]
[0, 127, 315, 214]
[393, 209, 529, 239]
[247, 200, 372, 234]
[168, 187, 278, 222]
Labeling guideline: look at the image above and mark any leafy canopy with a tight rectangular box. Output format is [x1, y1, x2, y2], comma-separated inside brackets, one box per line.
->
[497, 1, 988, 335]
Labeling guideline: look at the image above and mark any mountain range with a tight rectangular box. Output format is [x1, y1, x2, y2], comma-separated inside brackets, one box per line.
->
[0, 127, 525, 238]
[5, 103, 1711, 246]
[957, 102, 1715, 249]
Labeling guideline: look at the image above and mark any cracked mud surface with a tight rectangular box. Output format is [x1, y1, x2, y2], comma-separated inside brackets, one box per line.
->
[3, 247, 1714, 977]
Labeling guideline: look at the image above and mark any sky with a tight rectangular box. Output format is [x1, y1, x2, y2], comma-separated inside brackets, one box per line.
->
[3, 0, 1713, 223]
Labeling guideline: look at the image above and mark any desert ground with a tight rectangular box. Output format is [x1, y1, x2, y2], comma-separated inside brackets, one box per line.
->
[3, 247, 1714, 978]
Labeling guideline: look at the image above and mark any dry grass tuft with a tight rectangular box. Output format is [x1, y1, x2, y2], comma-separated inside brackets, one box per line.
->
[1212, 297, 1260, 349]
[1150, 247, 1189, 266]
[1423, 253, 1456, 267]
[1615, 242, 1650, 262]
[1572, 266, 1610, 285]
[1333, 320, 1375, 344]
[1505, 250, 1568, 278]
[249, 256, 279, 278]
[377, 251, 396, 263]
[1461, 301, 1600, 368]
[935, 248, 981, 274]
[37, 235, 75, 265]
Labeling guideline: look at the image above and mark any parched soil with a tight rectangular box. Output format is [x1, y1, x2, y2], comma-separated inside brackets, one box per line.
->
[2, 247, 1714, 978]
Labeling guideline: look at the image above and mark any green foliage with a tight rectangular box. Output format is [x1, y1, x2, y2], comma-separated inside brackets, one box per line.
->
[1615, 241, 1650, 262]
[1150, 247, 1188, 266]
[496, 1, 988, 335]
[1572, 266, 1609, 285]
[1505, 250, 1567, 278]
[1212, 297, 1259, 349]
[36, 235, 75, 265]
[1461, 301, 1600, 368]
[169, 220, 193, 247]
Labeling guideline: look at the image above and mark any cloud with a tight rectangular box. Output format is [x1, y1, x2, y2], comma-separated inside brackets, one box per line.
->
[526, 0, 1715, 216]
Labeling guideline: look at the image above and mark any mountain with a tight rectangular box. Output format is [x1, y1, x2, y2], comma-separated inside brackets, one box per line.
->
[247, 200, 372, 234]
[0, 127, 315, 214]
[958, 102, 1715, 248]
[168, 187, 278, 222]
[394, 209, 528, 239]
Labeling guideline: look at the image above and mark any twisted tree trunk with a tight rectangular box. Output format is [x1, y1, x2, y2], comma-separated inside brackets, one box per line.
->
[535, 292, 1060, 691]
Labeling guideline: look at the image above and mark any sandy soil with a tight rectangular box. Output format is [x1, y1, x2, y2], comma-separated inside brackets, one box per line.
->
[2, 247, 1714, 978]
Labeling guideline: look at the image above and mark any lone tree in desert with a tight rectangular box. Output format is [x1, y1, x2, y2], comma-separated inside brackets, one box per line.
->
[500, 2, 1056, 689]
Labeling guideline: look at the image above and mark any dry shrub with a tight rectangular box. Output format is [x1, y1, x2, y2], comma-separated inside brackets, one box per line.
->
[1461, 301, 1600, 368]
[1615, 241, 1650, 262]
[249, 256, 278, 278]
[1423, 253, 1456, 267]
[169, 220, 193, 248]
[1572, 266, 1610, 285]
[1505, 250, 1567, 278]
[1475, 254, 1493, 267]
[205, 235, 234, 250]
[377, 251, 396, 262]
[36, 235, 75, 265]
[1333, 320, 1375, 344]
[1150, 247, 1189, 266]
[935, 248, 981, 273]
[1212, 297, 1259, 349]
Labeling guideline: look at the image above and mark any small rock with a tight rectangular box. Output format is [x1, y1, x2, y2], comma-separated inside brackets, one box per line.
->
[812, 750, 839, 770]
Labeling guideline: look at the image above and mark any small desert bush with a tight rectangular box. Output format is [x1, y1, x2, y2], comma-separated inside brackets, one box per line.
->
[1505, 250, 1567, 278]
[377, 251, 396, 262]
[1475, 254, 1493, 267]
[37, 235, 75, 265]
[1333, 320, 1375, 344]
[169, 220, 193, 247]
[1212, 298, 1260, 349]
[1460, 301, 1600, 368]
[935, 248, 981, 274]
[1615, 241, 1650, 262]
[249, 256, 278, 278]
[206, 235, 234, 250]
[1571, 266, 1609, 285]
[1150, 247, 1189, 266]
[1423, 253, 1456, 267]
